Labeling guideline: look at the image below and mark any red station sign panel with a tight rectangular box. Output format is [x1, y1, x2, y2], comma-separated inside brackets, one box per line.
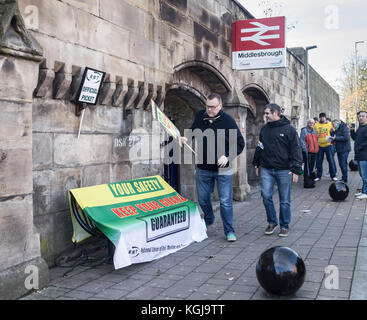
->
[232, 16, 286, 70]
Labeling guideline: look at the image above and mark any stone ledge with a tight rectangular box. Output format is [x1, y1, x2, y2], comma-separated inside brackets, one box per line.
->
[0, 257, 49, 300]
[0, 0, 43, 61]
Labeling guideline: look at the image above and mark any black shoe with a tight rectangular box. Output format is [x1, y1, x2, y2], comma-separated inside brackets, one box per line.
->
[278, 228, 289, 237]
[264, 224, 277, 235]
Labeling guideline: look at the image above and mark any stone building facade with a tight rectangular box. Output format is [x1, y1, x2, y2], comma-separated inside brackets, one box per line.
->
[0, 0, 339, 298]
[289, 47, 340, 121]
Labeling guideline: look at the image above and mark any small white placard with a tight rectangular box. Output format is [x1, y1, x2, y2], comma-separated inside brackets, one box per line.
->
[78, 68, 105, 104]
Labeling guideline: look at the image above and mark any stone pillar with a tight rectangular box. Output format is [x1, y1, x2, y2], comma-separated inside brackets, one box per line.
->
[222, 87, 251, 201]
[0, 0, 48, 299]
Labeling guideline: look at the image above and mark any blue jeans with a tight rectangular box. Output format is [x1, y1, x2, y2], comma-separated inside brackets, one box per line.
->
[195, 168, 234, 235]
[260, 168, 292, 230]
[358, 161, 367, 194]
[337, 151, 349, 182]
[316, 145, 337, 179]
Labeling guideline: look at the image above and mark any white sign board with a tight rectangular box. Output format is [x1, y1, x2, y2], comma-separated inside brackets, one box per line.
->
[77, 68, 105, 105]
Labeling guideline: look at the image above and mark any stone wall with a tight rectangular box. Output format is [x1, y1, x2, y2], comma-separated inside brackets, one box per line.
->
[309, 65, 340, 121]
[16, 0, 255, 265]
[289, 47, 340, 122]
[0, 1, 48, 299]
[239, 50, 307, 122]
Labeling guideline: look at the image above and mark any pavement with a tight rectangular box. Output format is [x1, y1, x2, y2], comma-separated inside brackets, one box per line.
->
[20, 161, 367, 301]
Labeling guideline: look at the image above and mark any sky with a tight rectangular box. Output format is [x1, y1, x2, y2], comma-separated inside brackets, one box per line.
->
[237, 0, 367, 93]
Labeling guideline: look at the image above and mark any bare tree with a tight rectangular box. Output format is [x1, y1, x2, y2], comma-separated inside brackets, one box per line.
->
[257, 0, 283, 17]
[338, 56, 367, 124]
[257, 0, 298, 30]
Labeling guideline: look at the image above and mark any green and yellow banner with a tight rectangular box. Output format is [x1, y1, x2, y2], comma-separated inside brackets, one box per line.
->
[68, 175, 207, 269]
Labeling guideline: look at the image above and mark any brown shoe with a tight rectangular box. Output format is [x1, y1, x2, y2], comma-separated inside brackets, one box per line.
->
[278, 228, 289, 237]
[264, 224, 277, 235]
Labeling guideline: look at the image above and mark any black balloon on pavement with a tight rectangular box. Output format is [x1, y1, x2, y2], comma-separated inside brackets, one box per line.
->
[329, 181, 349, 201]
[256, 246, 306, 296]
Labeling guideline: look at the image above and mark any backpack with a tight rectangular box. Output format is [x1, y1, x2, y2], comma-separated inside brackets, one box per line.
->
[305, 133, 319, 154]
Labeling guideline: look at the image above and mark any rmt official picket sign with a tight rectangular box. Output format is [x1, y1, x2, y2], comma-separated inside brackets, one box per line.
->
[77, 67, 106, 104]
[232, 16, 286, 70]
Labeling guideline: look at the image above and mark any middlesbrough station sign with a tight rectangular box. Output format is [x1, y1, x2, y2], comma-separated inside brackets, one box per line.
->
[232, 16, 286, 70]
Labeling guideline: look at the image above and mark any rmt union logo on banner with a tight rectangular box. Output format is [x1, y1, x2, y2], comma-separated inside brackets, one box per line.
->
[232, 16, 286, 70]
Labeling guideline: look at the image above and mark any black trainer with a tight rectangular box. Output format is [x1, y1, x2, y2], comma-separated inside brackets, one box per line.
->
[278, 228, 289, 237]
[264, 224, 277, 235]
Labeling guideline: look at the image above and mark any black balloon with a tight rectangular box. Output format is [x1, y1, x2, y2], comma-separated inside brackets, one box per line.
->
[256, 246, 306, 296]
[329, 181, 349, 201]
[349, 160, 358, 171]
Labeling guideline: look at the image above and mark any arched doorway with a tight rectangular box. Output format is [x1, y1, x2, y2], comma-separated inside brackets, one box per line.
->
[242, 84, 270, 186]
[163, 86, 205, 200]
[163, 60, 232, 200]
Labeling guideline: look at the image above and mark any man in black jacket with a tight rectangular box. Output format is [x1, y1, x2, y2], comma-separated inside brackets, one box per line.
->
[253, 103, 302, 237]
[181, 93, 245, 241]
[351, 111, 367, 199]
[330, 120, 351, 183]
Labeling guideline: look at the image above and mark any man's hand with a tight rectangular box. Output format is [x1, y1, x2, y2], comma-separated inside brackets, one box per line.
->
[180, 136, 188, 146]
[255, 166, 259, 176]
[289, 172, 299, 183]
[217, 155, 229, 168]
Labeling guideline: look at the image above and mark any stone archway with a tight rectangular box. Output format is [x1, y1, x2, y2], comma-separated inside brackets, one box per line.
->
[173, 60, 232, 94]
[163, 86, 205, 201]
[242, 84, 270, 186]
[163, 60, 233, 200]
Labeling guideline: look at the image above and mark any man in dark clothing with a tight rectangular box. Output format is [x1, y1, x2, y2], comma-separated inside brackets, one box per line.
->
[253, 103, 302, 237]
[351, 111, 367, 199]
[181, 93, 245, 241]
[330, 120, 351, 183]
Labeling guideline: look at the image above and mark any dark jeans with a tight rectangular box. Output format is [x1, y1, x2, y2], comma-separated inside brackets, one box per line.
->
[308, 152, 317, 173]
[302, 152, 309, 177]
[336, 151, 349, 182]
[302, 151, 317, 177]
[316, 145, 337, 179]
